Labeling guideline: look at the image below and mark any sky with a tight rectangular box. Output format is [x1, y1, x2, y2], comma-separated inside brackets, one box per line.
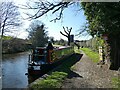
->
[8, 0, 92, 40]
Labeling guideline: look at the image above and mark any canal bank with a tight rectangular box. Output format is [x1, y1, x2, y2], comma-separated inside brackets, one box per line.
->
[2, 52, 30, 88]
[29, 53, 82, 89]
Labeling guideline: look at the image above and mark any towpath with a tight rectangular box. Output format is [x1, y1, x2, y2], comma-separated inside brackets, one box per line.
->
[62, 50, 118, 88]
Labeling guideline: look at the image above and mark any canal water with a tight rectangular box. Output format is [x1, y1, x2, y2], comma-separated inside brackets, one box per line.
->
[2, 52, 30, 88]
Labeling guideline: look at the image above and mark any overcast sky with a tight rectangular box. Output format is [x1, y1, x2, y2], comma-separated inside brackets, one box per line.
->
[11, 0, 92, 40]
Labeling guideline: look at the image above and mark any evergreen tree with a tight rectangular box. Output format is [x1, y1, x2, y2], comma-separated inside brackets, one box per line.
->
[27, 20, 48, 48]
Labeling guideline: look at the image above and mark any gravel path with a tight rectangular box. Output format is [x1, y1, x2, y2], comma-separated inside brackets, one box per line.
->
[62, 50, 118, 88]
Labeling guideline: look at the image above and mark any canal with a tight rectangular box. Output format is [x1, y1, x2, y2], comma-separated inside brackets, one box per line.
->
[2, 52, 30, 88]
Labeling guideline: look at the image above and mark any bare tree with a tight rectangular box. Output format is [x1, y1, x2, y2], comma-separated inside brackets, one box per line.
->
[60, 26, 72, 45]
[49, 36, 55, 44]
[0, 2, 21, 37]
[21, 0, 76, 22]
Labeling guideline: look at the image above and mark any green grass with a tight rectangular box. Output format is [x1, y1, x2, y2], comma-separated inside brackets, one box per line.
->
[81, 48, 99, 63]
[112, 77, 120, 88]
[2, 35, 13, 40]
[74, 46, 81, 54]
[31, 71, 67, 89]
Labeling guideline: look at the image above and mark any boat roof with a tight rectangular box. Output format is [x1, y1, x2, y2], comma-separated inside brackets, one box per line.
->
[35, 47, 46, 49]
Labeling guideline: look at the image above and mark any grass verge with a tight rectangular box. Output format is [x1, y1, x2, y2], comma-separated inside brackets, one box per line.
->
[81, 48, 99, 63]
[31, 71, 68, 89]
[112, 77, 120, 88]
[2, 35, 13, 40]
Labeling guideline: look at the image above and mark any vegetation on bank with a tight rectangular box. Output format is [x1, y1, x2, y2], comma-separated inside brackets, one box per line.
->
[74, 46, 81, 54]
[76, 37, 104, 53]
[2, 36, 30, 54]
[31, 72, 67, 88]
[81, 3, 120, 70]
[2, 36, 13, 40]
[30, 48, 81, 89]
[81, 48, 99, 63]
[111, 76, 120, 88]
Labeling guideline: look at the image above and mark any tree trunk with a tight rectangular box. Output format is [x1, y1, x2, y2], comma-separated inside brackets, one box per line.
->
[109, 35, 120, 70]
[68, 36, 70, 46]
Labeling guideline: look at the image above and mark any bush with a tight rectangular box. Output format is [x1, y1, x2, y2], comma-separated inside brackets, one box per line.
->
[2, 37, 29, 54]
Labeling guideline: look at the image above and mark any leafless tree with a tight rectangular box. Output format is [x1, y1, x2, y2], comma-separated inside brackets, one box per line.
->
[21, 0, 76, 22]
[0, 2, 22, 37]
[60, 26, 72, 45]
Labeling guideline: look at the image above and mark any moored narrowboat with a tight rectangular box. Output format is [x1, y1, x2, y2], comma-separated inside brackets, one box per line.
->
[28, 43, 74, 76]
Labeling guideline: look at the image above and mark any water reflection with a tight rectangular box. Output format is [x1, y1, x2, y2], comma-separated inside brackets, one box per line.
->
[2, 52, 29, 88]
[2, 51, 62, 88]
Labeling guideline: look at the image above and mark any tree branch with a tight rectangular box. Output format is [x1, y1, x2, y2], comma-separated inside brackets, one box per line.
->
[60, 31, 68, 37]
[63, 26, 69, 35]
[23, 1, 74, 21]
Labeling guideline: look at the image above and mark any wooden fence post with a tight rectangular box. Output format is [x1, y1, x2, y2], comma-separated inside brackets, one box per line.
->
[99, 46, 103, 61]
